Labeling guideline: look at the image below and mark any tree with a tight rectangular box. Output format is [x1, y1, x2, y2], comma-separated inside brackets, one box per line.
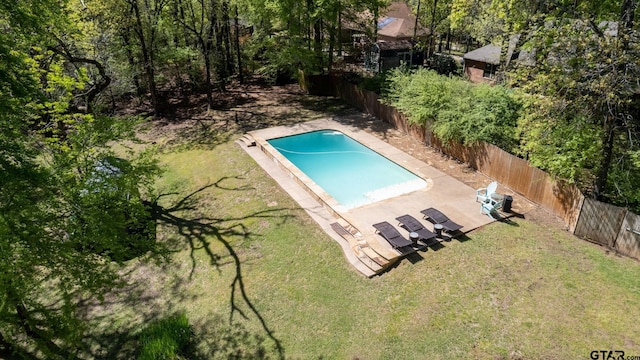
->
[410, 0, 452, 58]
[0, 1, 162, 357]
[128, 0, 167, 114]
[171, 0, 225, 108]
[513, 1, 640, 208]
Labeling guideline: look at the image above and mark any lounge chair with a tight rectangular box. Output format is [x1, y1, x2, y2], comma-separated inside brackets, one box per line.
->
[395, 215, 437, 243]
[372, 222, 414, 249]
[420, 208, 463, 233]
[476, 181, 498, 203]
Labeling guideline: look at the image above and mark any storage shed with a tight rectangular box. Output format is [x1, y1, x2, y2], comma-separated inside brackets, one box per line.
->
[366, 40, 424, 72]
[463, 44, 500, 83]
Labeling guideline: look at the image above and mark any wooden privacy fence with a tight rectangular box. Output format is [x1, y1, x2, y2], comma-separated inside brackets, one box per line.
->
[573, 199, 640, 261]
[302, 74, 583, 229]
[430, 138, 584, 232]
[301, 74, 640, 261]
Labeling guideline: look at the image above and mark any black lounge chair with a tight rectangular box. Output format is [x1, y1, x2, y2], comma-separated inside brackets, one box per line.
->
[395, 215, 437, 243]
[420, 207, 463, 233]
[372, 222, 414, 249]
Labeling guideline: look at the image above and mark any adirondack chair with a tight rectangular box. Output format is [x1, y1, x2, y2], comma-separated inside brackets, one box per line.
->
[481, 196, 503, 219]
[476, 181, 498, 203]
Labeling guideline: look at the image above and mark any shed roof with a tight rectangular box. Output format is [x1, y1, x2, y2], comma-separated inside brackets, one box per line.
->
[463, 44, 501, 65]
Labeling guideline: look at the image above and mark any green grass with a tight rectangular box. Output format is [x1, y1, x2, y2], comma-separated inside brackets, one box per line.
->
[88, 134, 640, 359]
[138, 313, 193, 360]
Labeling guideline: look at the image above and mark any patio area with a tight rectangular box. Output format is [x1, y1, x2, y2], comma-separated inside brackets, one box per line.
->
[239, 118, 512, 276]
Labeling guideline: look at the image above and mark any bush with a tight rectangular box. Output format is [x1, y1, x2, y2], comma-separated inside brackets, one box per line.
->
[357, 72, 389, 94]
[428, 54, 462, 76]
[383, 68, 521, 151]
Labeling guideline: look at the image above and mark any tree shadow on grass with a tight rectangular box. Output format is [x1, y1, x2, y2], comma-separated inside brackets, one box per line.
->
[78, 176, 294, 359]
[146, 178, 296, 359]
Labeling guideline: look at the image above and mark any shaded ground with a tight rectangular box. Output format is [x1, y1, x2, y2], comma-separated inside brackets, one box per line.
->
[141, 79, 565, 230]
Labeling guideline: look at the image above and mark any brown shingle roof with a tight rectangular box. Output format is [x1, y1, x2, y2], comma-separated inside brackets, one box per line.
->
[378, 17, 429, 39]
[342, 1, 429, 39]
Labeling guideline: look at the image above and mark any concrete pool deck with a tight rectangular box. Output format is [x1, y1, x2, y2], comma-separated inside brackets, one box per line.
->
[239, 118, 499, 277]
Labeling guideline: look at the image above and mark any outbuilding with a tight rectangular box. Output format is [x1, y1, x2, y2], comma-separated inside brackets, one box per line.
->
[463, 44, 500, 83]
[366, 40, 424, 72]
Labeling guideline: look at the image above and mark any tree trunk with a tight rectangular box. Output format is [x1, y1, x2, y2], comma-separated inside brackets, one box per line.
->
[234, 4, 243, 83]
[307, 0, 313, 50]
[328, 23, 335, 73]
[120, 32, 143, 96]
[373, 5, 378, 41]
[310, 0, 322, 68]
[131, 0, 160, 114]
[337, 3, 342, 56]
[428, 0, 438, 58]
[203, 49, 214, 109]
[593, 118, 615, 200]
[222, 0, 233, 77]
[413, 0, 421, 40]
[592, 0, 638, 199]
[205, 0, 217, 109]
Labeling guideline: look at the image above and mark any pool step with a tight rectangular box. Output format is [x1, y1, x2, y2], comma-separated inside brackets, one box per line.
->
[341, 220, 402, 262]
[238, 134, 256, 147]
[330, 221, 394, 273]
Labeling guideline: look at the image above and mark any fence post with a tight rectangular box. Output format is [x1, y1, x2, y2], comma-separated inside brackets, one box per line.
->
[569, 195, 585, 234]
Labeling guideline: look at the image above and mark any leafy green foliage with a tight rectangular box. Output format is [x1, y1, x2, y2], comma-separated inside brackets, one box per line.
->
[245, 34, 321, 84]
[437, 83, 521, 150]
[510, 16, 640, 209]
[384, 68, 520, 150]
[0, 1, 163, 357]
[356, 71, 390, 94]
[429, 54, 462, 76]
[516, 95, 602, 187]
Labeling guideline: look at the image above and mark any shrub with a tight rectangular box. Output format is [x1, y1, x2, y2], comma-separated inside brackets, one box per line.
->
[383, 68, 521, 150]
[428, 54, 462, 76]
[357, 72, 389, 94]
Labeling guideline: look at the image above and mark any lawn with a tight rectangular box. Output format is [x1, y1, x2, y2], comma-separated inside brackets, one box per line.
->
[86, 87, 640, 359]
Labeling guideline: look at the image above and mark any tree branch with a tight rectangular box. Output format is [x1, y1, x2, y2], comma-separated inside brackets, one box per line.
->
[47, 39, 111, 112]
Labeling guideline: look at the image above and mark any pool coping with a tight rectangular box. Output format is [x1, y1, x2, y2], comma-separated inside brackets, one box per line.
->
[241, 118, 496, 277]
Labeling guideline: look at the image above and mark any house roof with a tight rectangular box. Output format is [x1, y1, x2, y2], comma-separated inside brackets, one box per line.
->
[463, 44, 501, 65]
[464, 20, 619, 68]
[384, 1, 413, 19]
[376, 39, 413, 50]
[342, 1, 429, 39]
[378, 17, 429, 39]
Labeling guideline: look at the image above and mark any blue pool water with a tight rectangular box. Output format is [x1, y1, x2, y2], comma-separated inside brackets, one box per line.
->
[267, 130, 426, 210]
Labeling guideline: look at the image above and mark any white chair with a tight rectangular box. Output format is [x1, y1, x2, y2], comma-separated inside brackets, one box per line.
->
[476, 181, 498, 203]
[481, 196, 503, 219]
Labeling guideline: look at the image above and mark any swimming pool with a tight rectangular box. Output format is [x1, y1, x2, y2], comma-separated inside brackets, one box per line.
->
[267, 130, 427, 210]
